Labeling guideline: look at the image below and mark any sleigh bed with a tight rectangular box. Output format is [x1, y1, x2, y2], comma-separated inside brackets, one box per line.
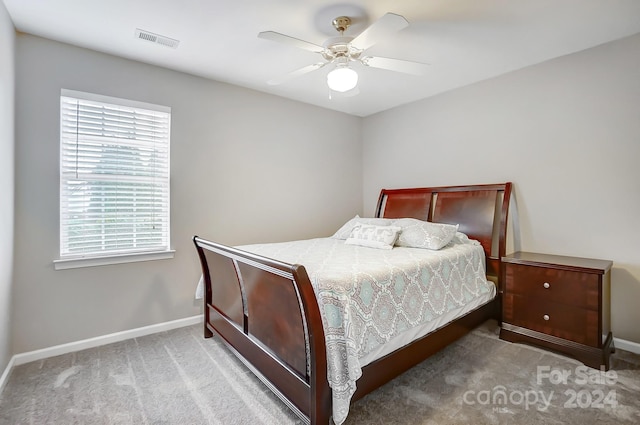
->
[193, 182, 512, 424]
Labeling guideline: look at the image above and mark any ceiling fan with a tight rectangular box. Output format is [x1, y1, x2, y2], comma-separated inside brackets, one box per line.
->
[258, 13, 428, 93]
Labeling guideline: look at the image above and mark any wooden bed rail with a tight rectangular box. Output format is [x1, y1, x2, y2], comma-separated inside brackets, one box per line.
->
[193, 236, 331, 424]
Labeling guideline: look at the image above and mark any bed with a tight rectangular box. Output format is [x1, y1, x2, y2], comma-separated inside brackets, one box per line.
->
[193, 182, 512, 424]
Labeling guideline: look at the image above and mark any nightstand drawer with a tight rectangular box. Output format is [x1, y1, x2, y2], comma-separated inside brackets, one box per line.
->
[505, 263, 600, 310]
[503, 294, 599, 347]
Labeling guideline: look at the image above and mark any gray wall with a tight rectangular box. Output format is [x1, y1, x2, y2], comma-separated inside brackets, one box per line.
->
[12, 34, 362, 353]
[9, 26, 640, 355]
[362, 33, 640, 343]
[0, 2, 15, 373]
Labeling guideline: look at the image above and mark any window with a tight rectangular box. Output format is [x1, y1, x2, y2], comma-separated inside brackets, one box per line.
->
[55, 89, 172, 269]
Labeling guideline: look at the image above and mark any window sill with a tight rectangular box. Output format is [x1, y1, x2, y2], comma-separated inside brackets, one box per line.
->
[53, 250, 175, 270]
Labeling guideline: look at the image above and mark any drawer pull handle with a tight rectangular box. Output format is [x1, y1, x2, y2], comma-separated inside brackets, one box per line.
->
[543, 282, 550, 289]
[543, 314, 550, 321]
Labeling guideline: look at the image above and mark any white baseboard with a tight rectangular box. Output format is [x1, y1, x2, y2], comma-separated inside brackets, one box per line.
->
[11, 314, 203, 368]
[614, 336, 640, 355]
[0, 355, 16, 395]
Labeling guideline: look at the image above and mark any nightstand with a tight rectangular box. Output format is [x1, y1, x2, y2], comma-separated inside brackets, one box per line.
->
[499, 251, 613, 370]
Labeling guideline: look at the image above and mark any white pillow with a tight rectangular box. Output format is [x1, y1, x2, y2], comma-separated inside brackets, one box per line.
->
[331, 215, 394, 240]
[345, 224, 402, 250]
[393, 218, 459, 250]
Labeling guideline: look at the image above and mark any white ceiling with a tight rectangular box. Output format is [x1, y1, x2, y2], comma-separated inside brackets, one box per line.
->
[4, 0, 640, 117]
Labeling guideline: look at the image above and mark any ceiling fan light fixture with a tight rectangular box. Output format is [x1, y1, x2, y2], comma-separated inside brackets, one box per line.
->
[327, 66, 358, 92]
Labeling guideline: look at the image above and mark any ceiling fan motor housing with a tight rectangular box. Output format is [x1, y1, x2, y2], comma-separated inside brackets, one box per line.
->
[322, 36, 362, 61]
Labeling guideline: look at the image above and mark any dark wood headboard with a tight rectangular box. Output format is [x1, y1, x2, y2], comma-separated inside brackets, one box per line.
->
[376, 182, 512, 284]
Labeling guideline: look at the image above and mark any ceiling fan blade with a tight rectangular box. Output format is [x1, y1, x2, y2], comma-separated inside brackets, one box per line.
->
[258, 31, 325, 54]
[350, 13, 409, 51]
[267, 62, 327, 86]
[361, 56, 428, 76]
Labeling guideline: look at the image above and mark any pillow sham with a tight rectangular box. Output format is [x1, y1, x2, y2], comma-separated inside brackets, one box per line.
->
[393, 218, 459, 250]
[331, 215, 394, 240]
[345, 224, 402, 250]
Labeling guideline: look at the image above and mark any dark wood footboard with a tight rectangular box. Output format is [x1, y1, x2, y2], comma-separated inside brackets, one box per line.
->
[193, 237, 331, 424]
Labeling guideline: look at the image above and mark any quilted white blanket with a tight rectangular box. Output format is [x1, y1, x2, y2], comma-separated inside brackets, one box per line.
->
[236, 233, 495, 425]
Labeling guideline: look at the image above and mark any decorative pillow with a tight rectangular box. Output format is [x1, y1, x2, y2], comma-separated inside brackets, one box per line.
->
[331, 215, 394, 240]
[393, 218, 459, 250]
[345, 224, 402, 250]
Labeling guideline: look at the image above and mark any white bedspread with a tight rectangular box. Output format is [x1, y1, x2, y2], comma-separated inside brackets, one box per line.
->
[229, 233, 495, 425]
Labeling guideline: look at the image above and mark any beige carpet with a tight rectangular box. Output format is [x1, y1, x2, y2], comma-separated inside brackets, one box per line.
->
[1, 320, 639, 424]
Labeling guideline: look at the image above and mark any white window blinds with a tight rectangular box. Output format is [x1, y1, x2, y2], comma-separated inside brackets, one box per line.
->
[59, 89, 171, 259]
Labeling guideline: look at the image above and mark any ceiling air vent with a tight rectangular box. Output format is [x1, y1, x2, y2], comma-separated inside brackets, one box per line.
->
[134, 29, 180, 49]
